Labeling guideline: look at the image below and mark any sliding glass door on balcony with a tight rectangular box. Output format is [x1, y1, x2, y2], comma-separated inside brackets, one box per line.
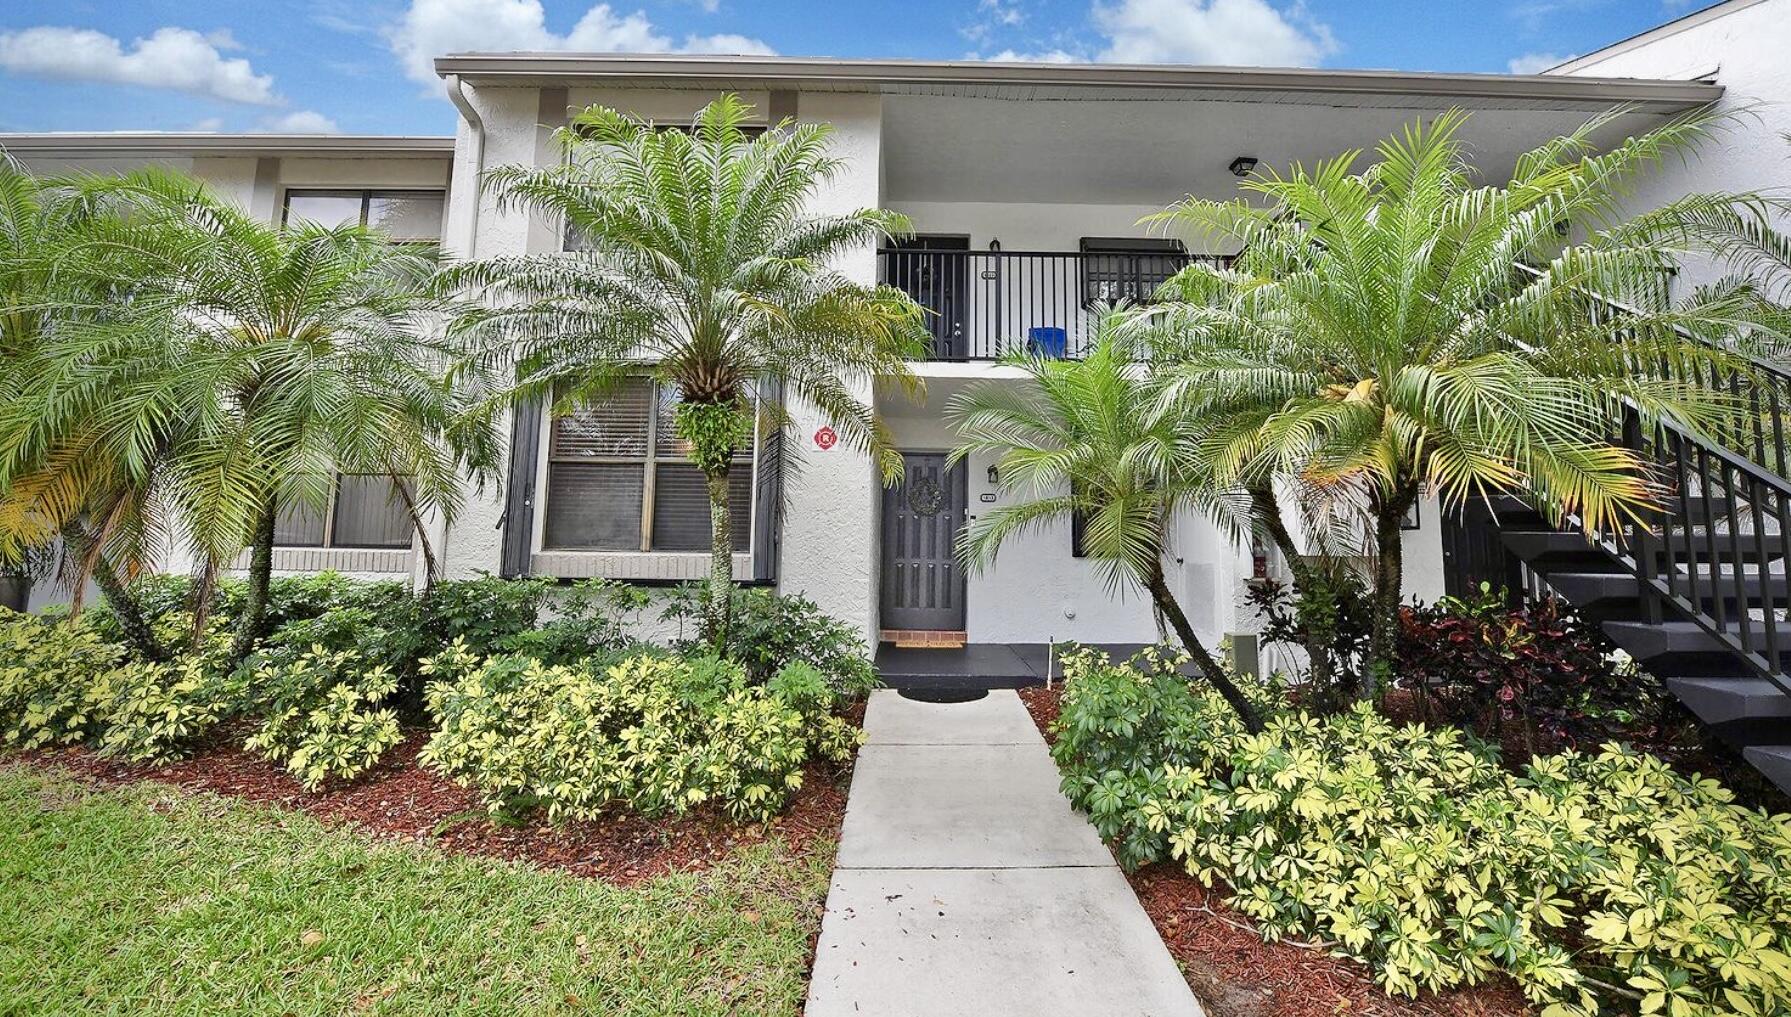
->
[877, 244, 1224, 360]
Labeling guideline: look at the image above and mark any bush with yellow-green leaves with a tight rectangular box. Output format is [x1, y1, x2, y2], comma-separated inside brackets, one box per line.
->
[0, 609, 229, 762]
[419, 643, 862, 823]
[242, 646, 404, 789]
[1050, 649, 1791, 1017]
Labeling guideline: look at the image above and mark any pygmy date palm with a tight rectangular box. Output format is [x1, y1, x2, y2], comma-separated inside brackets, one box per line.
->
[949, 319, 1264, 731]
[445, 94, 929, 648]
[1136, 107, 1785, 697]
[0, 158, 175, 656]
[3, 168, 496, 664]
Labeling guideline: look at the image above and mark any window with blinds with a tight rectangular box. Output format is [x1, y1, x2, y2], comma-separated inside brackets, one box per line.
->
[284, 189, 446, 243]
[274, 475, 414, 549]
[543, 378, 756, 553]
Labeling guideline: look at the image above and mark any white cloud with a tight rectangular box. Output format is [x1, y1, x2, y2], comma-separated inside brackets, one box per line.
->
[984, 48, 1080, 63]
[1506, 51, 1569, 74]
[0, 25, 279, 104]
[185, 117, 226, 133]
[260, 110, 343, 134]
[1093, 0, 1336, 66]
[388, 0, 773, 86]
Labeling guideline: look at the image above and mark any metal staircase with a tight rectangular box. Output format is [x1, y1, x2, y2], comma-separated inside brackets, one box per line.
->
[1441, 284, 1791, 796]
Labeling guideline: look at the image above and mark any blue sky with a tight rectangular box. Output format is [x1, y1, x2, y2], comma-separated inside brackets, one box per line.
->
[0, 0, 1710, 136]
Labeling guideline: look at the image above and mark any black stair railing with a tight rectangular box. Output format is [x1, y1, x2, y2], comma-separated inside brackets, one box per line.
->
[1448, 271, 1791, 699]
[1514, 262, 1791, 478]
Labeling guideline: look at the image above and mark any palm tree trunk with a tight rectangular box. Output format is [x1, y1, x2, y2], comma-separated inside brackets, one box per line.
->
[229, 497, 277, 666]
[1365, 485, 1418, 703]
[62, 522, 165, 661]
[1144, 560, 1264, 734]
[703, 461, 733, 651]
[1250, 487, 1337, 697]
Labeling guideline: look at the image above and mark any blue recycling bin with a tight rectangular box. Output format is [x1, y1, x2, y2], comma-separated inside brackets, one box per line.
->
[1027, 326, 1068, 359]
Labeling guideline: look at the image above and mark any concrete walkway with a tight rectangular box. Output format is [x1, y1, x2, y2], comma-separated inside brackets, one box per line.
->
[806, 690, 1203, 1017]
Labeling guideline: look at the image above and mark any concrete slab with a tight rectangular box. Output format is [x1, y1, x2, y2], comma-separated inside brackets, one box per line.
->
[810, 688, 1203, 1017]
[807, 866, 1201, 1017]
[864, 689, 1044, 746]
[837, 742, 1112, 868]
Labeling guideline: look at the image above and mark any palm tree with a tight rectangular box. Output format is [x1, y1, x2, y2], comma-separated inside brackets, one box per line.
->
[2, 168, 496, 665]
[444, 94, 929, 648]
[949, 318, 1264, 732]
[1134, 108, 1784, 698]
[0, 158, 177, 657]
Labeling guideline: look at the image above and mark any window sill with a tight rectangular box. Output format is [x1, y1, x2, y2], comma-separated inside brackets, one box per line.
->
[232, 547, 414, 575]
[531, 550, 753, 582]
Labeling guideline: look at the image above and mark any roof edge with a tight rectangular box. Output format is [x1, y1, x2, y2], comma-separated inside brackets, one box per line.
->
[429, 53, 1724, 107]
[1551, 0, 1768, 75]
[0, 134, 455, 158]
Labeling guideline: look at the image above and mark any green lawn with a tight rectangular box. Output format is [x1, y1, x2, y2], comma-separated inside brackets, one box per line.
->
[0, 763, 831, 1016]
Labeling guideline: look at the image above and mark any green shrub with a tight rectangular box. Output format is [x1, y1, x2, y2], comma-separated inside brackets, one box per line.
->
[0, 610, 126, 749]
[665, 585, 878, 698]
[92, 656, 231, 763]
[1050, 650, 1791, 1017]
[493, 578, 649, 665]
[421, 574, 553, 650]
[419, 643, 861, 823]
[242, 645, 404, 789]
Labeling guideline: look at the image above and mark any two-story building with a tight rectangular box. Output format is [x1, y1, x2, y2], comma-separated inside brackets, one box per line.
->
[4, 4, 1770, 682]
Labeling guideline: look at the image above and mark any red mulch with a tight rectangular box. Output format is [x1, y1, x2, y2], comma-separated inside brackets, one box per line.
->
[1015, 683, 1530, 1017]
[21, 724, 850, 888]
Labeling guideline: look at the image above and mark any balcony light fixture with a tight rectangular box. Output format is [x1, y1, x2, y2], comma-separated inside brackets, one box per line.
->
[1228, 156, 1258, 177]
[987, 465, 1000, 486]
[988, 238, 1002, 251]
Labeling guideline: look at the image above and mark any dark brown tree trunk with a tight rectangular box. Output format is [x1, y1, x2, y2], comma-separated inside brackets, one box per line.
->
[1250, 487, 1337, 696]
[703, 459, 733, 652]
[1365, 483, 1419, 703]
[62, 523, 166, 661]
[1144, 560, 1264, 734]
[228, 497, 277, 667]
[391, 476, 439, 592]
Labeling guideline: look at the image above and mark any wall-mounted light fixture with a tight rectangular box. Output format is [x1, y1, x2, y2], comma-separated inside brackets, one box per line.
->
[986, 465, 1000, 486]
[1228, 156, 1259, 177]
[988, 237, 1002, 252]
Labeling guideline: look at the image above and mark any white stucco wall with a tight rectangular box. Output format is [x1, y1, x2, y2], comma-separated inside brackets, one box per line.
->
[774, 91, 888, 645]
[1554, 0, 1791, 296]
[438, 85, 550, 581]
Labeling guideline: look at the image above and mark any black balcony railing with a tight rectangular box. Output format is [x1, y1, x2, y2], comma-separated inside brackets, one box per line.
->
[877, 248, 1227, 360]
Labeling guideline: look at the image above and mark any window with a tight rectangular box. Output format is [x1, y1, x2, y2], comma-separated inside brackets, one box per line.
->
[1080, 237, 1189, 306]
[1070, 481, 1090, 559]
[283, 189, 446, 243]
[542, 379, 756, 553]
[274, 476, 415, 549]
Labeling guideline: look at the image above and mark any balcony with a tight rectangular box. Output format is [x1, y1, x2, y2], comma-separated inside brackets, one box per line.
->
[877, 246, 1228, 361]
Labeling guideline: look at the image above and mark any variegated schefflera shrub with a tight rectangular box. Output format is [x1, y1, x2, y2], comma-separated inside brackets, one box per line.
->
[1048, 649, 1791, 1017]
[418, 641, 863, 823]
[0, 608, 229, 763]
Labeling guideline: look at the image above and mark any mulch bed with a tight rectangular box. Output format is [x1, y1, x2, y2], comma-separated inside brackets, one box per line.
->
[1015, 684, 1531, 1017]
[20, 725, 851, 888]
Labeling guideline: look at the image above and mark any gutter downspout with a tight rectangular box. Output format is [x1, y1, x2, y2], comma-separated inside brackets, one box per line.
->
[443, 73, 484, 260]
[435, 72, 485, 585]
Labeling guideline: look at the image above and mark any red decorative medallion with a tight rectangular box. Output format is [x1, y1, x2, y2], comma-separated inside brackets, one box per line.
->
[813, 425, 838, 450]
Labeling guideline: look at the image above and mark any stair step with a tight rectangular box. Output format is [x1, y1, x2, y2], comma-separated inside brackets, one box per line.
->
[1548, 571, 1791, 612]
[1741, 745, 1791, 796]
[1665, 676, 1791, 725]
[1602, 620, 1791, 671]
[1504, 529, 1786, 567]
[1487, 495, 1737, 525]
